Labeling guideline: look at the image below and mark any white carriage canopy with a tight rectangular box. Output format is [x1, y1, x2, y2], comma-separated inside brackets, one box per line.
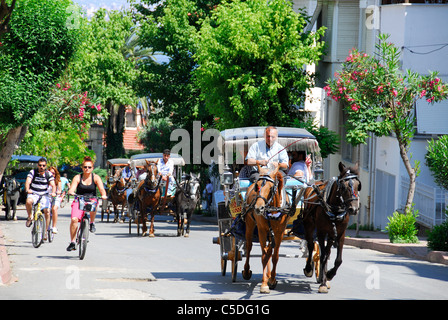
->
[129, 152, 186, 168]
[220, 126, 320, 164]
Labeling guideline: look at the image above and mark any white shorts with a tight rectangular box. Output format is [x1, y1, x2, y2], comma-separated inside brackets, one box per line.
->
[27, 194, 51, 210]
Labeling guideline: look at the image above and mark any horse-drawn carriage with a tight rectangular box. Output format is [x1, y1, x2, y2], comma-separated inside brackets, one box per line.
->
[212, 126, 362, 294]
[127, 153, 201, 237]
[101, 158, 131, 222]
[213, 127, 322, 284]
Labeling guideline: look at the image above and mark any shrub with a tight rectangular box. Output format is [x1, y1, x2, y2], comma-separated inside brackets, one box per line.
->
[427, 213, 448, 251]
[385, 207, 419, 243]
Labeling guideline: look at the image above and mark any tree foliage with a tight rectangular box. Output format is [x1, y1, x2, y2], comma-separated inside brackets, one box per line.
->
[67, 8, 139, 159]
[0, 0, 81, 131]
[426, 135, 448, 191]
[132, 0, 220, 131]
[194, 0, 326, 129]
[324, 33, 448, 210]
[0, 0, 81, 177]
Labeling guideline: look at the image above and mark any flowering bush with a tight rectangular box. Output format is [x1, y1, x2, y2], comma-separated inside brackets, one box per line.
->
[324, 33, 448, 211]
[324, 34, 448, 146]
[46, 81, 109, 136]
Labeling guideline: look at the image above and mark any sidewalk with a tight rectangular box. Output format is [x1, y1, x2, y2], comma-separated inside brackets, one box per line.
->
[0, 224, 17, 286]
[344, 229, 448, 266]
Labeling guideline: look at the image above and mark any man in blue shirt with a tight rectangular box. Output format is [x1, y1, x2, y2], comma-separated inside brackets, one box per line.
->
[246, 126, 289, 182]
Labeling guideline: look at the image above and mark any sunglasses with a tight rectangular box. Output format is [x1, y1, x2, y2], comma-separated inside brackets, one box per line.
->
[83, 166, 92, 169]
[38, 164, 46, 168]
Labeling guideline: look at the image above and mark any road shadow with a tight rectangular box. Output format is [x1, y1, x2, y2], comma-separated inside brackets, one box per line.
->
[151, 271, 314, 298]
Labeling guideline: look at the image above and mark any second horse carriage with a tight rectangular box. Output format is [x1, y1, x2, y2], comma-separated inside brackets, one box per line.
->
[127, 153, 201, 237]
[102, 158, 131, 222]
[212, 126, 325, 292]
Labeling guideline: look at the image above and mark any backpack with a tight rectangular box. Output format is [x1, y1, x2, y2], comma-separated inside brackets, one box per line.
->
[31, 168, 51, 185]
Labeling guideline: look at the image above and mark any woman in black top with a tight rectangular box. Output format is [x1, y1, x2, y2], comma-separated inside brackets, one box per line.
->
[66, 157, 107, 251]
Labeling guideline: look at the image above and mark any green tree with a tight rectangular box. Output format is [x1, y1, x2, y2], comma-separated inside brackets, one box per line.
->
[426, 135, 448, 191]
[68, 8, 138, 159]
[132, 0, 221, 131]
[194, 0, 325, 129]
[18, 80, 108, 166]
[324, 34, 448, 211]
[0, 0, 81, 178]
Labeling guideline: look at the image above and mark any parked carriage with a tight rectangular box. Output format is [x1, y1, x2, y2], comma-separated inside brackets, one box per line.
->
[212, 126, 324, 285]
[127, 153, 187, 236]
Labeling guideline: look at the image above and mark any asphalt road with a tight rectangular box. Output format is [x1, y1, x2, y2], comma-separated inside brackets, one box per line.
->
[1, 203, 447, 300]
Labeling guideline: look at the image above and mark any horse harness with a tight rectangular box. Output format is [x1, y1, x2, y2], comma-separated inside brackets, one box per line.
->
[305, 171, 360, 223]
[243, 174, 292, 221]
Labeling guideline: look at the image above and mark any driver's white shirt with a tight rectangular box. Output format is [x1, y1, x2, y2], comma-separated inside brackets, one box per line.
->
[246, 140, 289, 172]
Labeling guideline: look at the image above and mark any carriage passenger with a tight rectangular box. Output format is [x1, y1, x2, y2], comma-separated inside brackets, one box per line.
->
[157, 149, 175, 196]
[245, 126, 289, 182]
[287, 151, 312, 182]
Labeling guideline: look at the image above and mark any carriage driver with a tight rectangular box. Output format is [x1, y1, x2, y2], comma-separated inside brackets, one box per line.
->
[246, 126, 289, 182]
[158, 149, 175, 196]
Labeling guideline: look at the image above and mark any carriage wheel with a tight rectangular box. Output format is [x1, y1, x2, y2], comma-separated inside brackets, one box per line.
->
[221, 256, 227, 276]
[313, 241, 321, 283]
[231, 237, 240, 283]
[101, 199, 108, 222]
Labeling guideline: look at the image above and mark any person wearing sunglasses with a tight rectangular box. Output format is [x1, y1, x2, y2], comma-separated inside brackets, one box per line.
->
[24, 157, 57, 229]
[66, 156, 107, 251]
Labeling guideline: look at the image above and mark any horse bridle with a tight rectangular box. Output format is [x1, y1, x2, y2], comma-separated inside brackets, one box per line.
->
[323, 171, 360, 221]
[254, 175, 278, 208]
[336, 172, 360, 205]
[144, 162, 159, 191]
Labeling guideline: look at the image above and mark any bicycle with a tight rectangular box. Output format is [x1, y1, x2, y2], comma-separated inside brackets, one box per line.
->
[31, 194, 48, 248]
[73, 194, 99, 260]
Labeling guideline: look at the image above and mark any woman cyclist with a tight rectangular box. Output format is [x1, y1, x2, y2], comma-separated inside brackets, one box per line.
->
[48, 166, 62, 234]
[66, 156, 107, 252]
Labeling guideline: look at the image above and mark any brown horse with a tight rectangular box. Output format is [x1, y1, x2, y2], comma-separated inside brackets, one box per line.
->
[109, 168, 128, 223]
[136, 160, 161, 237]
[241, 164, 289, 293]
[302, 162, 361, 293]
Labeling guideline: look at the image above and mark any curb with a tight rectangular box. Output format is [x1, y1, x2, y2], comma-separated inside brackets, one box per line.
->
[0, 226, 17, 286]
[344, 236, 448, 266]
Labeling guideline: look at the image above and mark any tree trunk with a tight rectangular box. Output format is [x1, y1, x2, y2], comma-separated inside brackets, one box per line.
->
[0, 126, 28, 181]
[0, 0, 16, 37]
[397, 139, 415, 212]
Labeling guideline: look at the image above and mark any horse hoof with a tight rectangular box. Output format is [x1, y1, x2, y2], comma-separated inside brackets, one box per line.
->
[184, 233, 189, 238]
[148, 233, 155, 238]
[242, 270, 252, 280]
[260, 285, 270, 294]
[268, 279, 277, 290]
[318, 285, 328, 294]
[303, 268, 313, 278]
[142, 231, 148, 237]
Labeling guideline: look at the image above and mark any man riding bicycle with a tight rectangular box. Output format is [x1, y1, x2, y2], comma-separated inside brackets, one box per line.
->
[24, 158, 57, 233]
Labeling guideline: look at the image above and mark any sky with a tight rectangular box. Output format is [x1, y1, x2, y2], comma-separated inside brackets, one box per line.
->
[73, 0, 137, 17]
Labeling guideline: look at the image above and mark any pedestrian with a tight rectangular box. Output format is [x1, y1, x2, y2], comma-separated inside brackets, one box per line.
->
[205, 179, 213, 211]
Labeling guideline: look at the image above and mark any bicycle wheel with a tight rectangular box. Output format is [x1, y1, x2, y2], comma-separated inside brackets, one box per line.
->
[32, 214, 45, 248]
[78, 217, 89, 260]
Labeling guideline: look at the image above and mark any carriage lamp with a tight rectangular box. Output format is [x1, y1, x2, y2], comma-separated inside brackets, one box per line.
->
[313, 161, 324, 181]
[221, 165, 233, 185]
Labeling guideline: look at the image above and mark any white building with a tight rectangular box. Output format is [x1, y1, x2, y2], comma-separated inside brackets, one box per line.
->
[294, 0, 448, 229]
